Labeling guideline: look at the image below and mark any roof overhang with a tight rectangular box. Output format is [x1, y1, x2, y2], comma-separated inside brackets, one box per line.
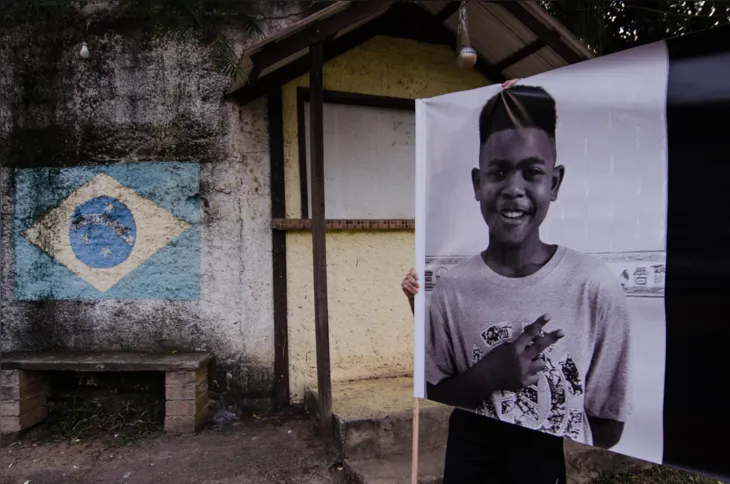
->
[227, 0, 594, 105]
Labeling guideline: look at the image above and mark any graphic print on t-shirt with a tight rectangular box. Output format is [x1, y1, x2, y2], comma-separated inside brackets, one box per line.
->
[472, 320, 585, 441]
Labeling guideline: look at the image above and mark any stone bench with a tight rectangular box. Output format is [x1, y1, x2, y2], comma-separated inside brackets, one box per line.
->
[0, 351, 212, 435]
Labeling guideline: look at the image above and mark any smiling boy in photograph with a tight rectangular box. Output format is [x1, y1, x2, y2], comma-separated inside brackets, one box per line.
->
[421, 81, 632, 483]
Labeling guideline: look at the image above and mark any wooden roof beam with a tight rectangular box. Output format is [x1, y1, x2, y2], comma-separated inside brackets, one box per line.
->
[493, 39, 547, 72]
[498, 2, 584, 65]
[417, 5, 505, 83]
[250, 0, 398, 75]
[433, 1, 461, 23]
[230, 15, 389, 105]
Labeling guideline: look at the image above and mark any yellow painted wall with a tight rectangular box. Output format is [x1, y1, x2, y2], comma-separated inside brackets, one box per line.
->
[284, 35, 489, 402]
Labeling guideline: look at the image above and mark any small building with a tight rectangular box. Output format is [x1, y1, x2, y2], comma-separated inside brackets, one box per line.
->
[225, 0, 593, 412]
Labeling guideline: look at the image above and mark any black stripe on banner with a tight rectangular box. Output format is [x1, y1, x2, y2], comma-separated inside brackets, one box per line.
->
[664, 24, 730, 479]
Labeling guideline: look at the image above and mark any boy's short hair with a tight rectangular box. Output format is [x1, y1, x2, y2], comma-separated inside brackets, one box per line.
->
[478, 85, 557, 147]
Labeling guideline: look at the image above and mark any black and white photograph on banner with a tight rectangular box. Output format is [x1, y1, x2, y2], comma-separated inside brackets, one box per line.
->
[414, 35, 670, 465]
[414, 23, 730, 480]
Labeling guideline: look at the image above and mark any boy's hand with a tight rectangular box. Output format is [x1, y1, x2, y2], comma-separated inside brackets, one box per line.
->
[478, 314, 564, 392]
[402, 268, 419, 300]
[427, 315, 563, 408]
[502, 78, 520, 89]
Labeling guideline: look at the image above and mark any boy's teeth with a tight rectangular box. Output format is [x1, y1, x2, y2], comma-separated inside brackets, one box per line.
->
[503, 211, 523, 219]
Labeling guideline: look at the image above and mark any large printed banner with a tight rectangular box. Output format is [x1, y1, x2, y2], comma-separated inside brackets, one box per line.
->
[413, 26, 730, 479]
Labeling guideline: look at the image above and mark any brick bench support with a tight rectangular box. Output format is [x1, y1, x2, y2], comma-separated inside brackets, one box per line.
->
[0, 351, 212, 436]
[164, 364, 209, 433]
[1, 370, 48, 434]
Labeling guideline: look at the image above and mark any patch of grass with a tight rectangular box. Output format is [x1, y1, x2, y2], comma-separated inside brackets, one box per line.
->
[591, 465, 724, 483]
[38, 393, 164, 445]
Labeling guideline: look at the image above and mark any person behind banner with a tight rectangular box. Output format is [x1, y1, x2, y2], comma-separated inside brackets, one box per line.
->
[404, 267, 568, 484]
[421, 82, 632, 477]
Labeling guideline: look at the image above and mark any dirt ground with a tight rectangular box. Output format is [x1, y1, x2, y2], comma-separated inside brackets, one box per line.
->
[1, 406, 724, 484]
[0, 408, 352, 484]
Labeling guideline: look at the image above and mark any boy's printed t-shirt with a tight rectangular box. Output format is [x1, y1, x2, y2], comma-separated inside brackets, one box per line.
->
[425, 246, 632, 446]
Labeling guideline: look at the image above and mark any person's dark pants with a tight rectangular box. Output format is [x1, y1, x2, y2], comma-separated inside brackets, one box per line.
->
[443, 408, 566, 484]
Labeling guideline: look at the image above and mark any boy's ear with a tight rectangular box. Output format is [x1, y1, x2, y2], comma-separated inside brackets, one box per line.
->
[551, 165, 565, 201]
[471, 168, 481, 201]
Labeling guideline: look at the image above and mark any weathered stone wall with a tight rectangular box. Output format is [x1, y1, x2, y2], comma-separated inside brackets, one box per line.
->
[0, 3, 305, 412]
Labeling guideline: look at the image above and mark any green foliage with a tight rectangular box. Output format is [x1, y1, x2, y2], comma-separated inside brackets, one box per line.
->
[542, 0, 730, 55]
[114, 0, 263, 83]
[590, 463, 723, 483]
[41, 393, 164, 444]
[4, 0, 266, 84]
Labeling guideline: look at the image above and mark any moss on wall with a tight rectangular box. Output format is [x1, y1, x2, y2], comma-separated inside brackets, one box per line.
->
[0, 9, 276, 412]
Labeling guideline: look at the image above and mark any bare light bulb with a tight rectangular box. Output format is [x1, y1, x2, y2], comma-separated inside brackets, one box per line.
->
[80, 42, 90, 59]
[456, 46, 477, 69]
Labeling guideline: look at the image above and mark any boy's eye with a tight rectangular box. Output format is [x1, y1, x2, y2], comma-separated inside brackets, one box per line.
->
[526, 167, 544, 178]
[488, 169, 506, 181]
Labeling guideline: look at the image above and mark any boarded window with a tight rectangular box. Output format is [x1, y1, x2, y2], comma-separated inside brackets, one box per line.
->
[304, 102, 415, 219]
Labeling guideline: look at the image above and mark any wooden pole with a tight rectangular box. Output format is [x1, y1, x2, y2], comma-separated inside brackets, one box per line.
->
[411, 397, 420, 484]
[269, 88, 290, 409]
[309, 39, 333, 445]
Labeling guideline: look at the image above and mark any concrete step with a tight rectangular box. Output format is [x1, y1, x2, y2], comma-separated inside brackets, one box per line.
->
[345, 447, 445, 484]
[306, 377, 653, 483]
[305, 377, 450, 460]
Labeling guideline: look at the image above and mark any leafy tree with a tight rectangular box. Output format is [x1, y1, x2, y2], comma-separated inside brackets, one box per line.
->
[542, 0, 730, 55]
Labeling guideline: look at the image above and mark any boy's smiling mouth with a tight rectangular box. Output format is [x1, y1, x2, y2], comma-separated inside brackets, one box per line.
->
[501, 210, 526, 220]
[499, 208, 531, 221]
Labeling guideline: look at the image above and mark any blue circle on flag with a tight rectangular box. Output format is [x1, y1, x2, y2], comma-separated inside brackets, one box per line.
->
[70, 196, 136, 269]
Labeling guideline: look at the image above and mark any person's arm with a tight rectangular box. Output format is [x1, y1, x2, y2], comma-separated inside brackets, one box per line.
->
[587, 416, 624, 449]
[402, 268, 419, 314]
[411, 272, 499, 408]
[404, 269, 564, 409]
[584, 265, 633, 449]
[426, 356, 501, 408]
[427, 314, 565, 409]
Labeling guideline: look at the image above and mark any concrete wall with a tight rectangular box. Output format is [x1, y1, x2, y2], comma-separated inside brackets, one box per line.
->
[0, 3, 309, 412]
[283, 35, 489, 402]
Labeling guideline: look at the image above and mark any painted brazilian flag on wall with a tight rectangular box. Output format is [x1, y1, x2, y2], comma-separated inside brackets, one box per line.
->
[14, 162, 200, 300]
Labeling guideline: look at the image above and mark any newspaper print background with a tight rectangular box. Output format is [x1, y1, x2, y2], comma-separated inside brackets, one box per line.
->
[425, 251, 666, 298]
